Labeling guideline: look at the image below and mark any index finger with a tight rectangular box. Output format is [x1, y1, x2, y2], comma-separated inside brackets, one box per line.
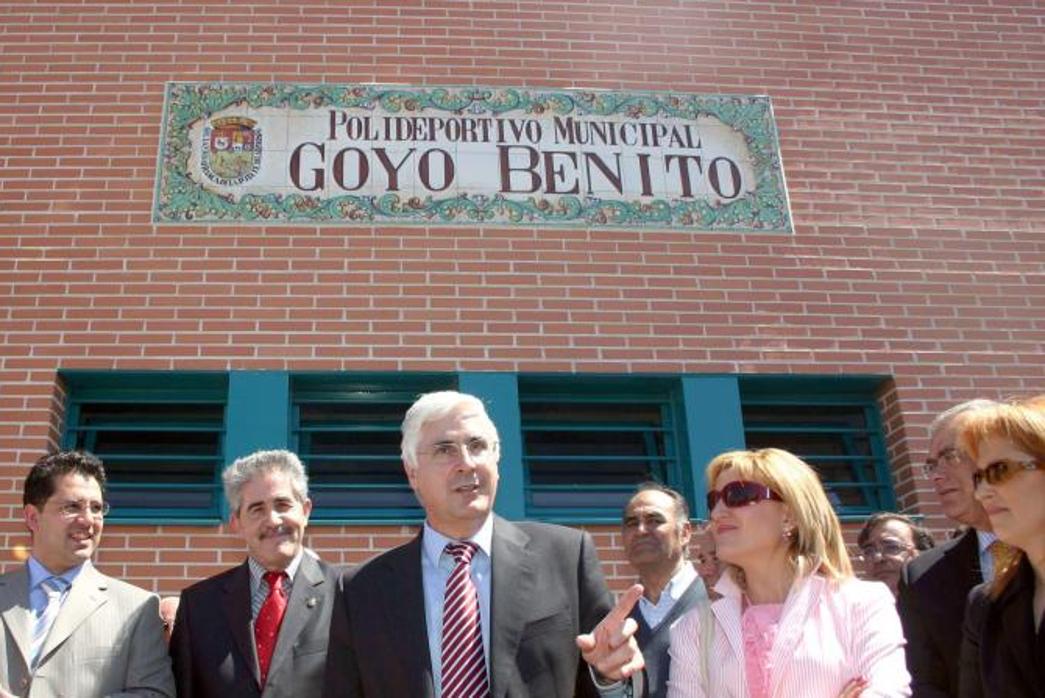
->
[603, 584, 644, 627]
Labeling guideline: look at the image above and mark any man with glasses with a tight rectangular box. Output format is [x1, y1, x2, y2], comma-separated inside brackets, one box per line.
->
[324, 390, 644, 697]
[896, 399, 999, 697]
[856, 512, 934, 597]
[170, 449, 339, 698]
[0, 450, 174, 696]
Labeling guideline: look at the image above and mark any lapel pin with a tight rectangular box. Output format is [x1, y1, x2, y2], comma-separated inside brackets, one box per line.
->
[306, 597, 317, 608]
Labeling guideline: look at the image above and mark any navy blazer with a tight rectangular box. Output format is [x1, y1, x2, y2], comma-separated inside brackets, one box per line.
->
[959, 557, 1045, 698]
[170, 553, 339, 698]
[323, 516, 613, 698]
[897, 528, 982, 698]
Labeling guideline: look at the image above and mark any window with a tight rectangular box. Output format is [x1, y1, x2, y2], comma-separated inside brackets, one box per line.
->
[740, 377, 894, 518]
[291, 374, 454, 521]
[62, 372, 227, 521]
[519, 377, 685, 520]
[57, 370, 893, 524]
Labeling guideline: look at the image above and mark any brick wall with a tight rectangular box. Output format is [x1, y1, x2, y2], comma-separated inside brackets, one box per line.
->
[1, 0, 1042, 592]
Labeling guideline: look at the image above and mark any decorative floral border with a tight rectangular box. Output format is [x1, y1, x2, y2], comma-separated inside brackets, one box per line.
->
[153, 83, 792, 232]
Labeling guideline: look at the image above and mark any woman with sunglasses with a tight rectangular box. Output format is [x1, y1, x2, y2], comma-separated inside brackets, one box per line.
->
[667, 448, 910, 698]
[957, 398, 1045, 698]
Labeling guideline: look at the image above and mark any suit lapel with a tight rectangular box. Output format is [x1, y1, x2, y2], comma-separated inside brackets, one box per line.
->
[221, 561, 259, 684]
[0, 566, 32, 669]
[954, 529, 984, 587]
[768, 575, 824, 690]
[660, 575, 708, 630]
[39, 563, 108, 662]
[709, 583, 744, 687]
[386, 533, 435, 697]
[489, 517, 537, 698]
[265, 554, 324, 682]
[995, 560, 1039, 692]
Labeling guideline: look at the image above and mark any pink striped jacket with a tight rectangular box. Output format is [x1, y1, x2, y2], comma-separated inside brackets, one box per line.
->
[667, 572, 911, 698]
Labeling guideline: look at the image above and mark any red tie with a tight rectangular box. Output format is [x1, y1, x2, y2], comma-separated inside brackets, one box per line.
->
[255, 571, 288, 688]
[441, 542, 490, 698]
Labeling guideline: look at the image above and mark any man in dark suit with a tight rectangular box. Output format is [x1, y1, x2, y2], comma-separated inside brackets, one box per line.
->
[897, 399, 999, 698]
[324, 390, 643, 698]
[621, 483, 707, 698]
[170, 450, 338, 698]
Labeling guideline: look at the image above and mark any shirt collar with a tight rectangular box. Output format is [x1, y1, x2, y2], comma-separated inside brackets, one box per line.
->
[247, 547, 304, 583]
[422, 514, 494, 567]
[976, 529, 997, 554]
[664, 562, 698, 602]
[27, 556, 88, 590]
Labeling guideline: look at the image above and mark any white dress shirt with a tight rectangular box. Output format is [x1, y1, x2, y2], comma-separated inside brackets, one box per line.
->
[638, 562, 698, 630]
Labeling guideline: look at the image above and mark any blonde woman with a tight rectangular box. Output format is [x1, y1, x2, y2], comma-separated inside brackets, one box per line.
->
[957, 398, 1045, 698]
[667, 448, 910, 697]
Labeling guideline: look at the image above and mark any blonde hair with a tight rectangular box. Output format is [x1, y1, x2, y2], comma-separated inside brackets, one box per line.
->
[706, 448, 853, 585]
[958, 397, 1045, 598]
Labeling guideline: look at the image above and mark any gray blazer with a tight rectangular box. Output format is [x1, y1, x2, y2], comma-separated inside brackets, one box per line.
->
[323, 516, 614, 698]
[170, 553, 339, 698]
[0, 562, 174, 698]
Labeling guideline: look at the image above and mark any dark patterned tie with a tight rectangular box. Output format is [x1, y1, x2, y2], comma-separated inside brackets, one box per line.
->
[254, 571, 288, 687]
[441, 542, 490, 698]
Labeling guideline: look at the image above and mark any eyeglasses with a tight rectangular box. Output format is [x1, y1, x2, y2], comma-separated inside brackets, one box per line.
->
[972, 458, 1043, 490]
[859, 539, 912, 560]
[425, 437, 498, 466]
[922, 447, 965, 478]
[706, 480, 783, 511]
[54, 499, 110, 520]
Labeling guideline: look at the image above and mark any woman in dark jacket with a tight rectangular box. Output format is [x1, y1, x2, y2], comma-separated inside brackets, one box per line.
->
[957, 396, 1045, 698]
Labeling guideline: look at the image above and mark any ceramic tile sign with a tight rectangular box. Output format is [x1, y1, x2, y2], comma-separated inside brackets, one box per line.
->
[154, 83, 791, 232]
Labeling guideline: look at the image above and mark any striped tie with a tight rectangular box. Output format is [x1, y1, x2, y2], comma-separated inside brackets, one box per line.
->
[441, 542, 490, 698]
[30, 576, 68, 668]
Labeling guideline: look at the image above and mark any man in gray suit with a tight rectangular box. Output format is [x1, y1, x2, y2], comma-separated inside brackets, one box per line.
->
[0, 450, 174, 697]
[621, 483, 707, 698]
[170, 449, 338, 698]
[324, 390, 644, 698]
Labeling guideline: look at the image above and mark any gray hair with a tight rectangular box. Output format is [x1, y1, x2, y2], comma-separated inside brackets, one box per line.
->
[627, 481, 691, 522]
[928, 399, 999, 439]
[222, 449, 309, 515]
[400, 391, 498, 471]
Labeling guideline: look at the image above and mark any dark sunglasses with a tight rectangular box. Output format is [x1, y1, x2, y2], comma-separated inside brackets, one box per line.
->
[972, 458, 1043, 489]
[706, 480, 783, 511]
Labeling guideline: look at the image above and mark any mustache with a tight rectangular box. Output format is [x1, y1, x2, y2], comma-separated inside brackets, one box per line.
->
[259, 524, 294, 539]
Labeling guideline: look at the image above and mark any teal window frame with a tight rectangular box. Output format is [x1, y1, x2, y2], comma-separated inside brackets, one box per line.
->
[60, 370, 229, 524]
[290, 373, 455, 523]
[738, 375, 894, 521]
[517, 375, 690, 524]
[57, 370, 893, 526]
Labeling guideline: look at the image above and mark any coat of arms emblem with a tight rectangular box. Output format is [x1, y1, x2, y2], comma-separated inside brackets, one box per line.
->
[200, 116, 262, 186]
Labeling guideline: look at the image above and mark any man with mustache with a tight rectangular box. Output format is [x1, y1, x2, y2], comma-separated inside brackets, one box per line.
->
[621, 483, 707, 698]
[897, 399, 999, 697]
[0, 450, 174, 697]
[170, 450, 339, 697]
[325, 390, 644, 697]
